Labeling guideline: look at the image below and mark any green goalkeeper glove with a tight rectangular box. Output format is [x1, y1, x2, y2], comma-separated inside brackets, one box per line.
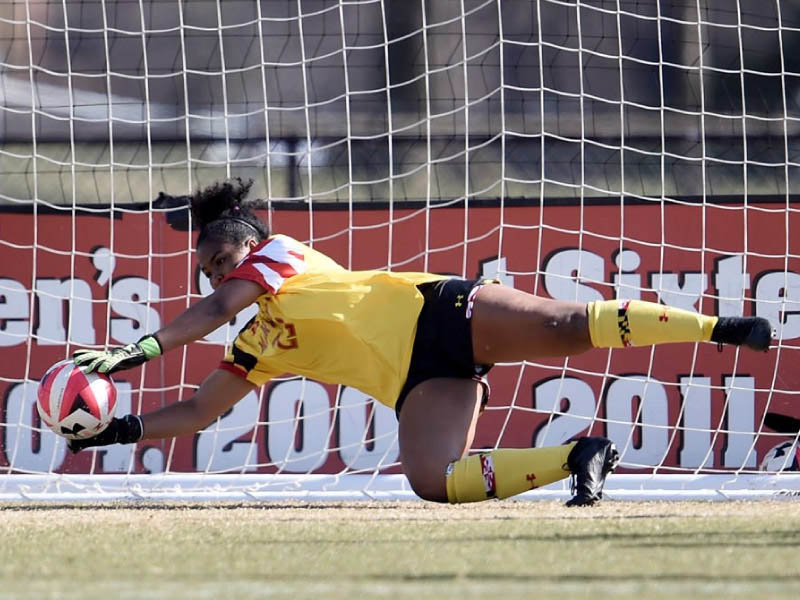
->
[73, 335, 163, 374]
[67, 414, 144, 453]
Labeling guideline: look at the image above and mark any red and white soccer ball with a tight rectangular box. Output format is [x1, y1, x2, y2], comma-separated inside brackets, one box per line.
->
[760, 440, 800, 472]
[37, 360, 117, 440]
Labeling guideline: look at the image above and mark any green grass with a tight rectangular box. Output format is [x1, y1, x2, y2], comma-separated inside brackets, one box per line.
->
[2, 501, 800, 599]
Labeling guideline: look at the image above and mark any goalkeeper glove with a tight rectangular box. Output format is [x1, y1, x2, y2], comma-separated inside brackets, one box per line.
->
[67, 414, 143, 453]
[73, 335, 162, 374]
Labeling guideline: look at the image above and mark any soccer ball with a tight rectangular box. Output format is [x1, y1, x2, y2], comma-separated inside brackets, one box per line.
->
[37, 360, 117, 440]
[759, 440, 800, 472]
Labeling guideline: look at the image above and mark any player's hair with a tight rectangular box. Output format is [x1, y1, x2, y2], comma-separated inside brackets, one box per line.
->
[189, 178, 270, 246]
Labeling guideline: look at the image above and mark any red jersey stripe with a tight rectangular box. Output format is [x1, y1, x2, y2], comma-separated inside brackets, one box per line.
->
[218, 361, 248, 379]
[222, 237, 306, 294]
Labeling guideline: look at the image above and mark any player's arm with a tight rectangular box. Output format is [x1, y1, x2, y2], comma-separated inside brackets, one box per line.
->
[73, 278, 264, 373]
[142, 368, 256, 440]
[68, 368, 257, 452]
[154, 278, 263, 352]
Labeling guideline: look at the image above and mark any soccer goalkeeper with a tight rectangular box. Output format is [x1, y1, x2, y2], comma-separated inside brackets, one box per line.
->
[71, 178, 773, 507]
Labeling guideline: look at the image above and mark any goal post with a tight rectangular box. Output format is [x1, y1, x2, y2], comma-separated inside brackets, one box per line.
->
[2, 0, 800, 502]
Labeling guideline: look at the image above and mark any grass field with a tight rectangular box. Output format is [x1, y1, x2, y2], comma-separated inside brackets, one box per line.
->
[2, 500, 800, 599]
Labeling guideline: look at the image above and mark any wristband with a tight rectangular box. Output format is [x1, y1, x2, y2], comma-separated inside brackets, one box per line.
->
[119, 414, 144, 444]
[137, 335, 163, 360]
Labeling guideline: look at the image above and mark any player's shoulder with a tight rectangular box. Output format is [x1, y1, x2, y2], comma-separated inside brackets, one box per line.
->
[226, 234, 309, 293]
[253, 234, 304, 253]
[246, 234, 306, 263]
[267, 233, 301, 246]
[266, 234, 346, 272]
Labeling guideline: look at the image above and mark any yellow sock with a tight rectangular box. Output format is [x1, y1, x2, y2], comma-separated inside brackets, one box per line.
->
[445, 444, 575, 503]
[587, 299, 717, 348]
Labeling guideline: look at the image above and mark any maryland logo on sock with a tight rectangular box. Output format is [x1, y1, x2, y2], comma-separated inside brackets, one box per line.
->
[617, 299, 632, 347]
[479, 454, 497, 498]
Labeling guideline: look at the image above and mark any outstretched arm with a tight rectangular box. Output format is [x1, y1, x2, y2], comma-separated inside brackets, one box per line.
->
[140, 368, 256, 440]
[69, 368, 257, 451]
[154, 278, 263, 353]
[73, 278, 264, 373]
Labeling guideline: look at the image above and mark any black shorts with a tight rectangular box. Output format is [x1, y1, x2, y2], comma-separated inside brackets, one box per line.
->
[395, 278, 494, 415]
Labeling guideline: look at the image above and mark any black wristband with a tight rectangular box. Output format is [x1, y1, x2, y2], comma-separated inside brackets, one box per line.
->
[117, 414, 144, 444]
[67, 414, 144, 453]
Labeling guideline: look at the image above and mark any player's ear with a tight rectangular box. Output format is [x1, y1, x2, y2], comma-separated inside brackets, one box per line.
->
[245, 237, 259, 251]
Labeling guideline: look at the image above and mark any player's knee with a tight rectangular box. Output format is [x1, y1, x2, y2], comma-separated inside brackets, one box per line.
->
[410, 481, 448, 503]
[404, 467, 448, 502]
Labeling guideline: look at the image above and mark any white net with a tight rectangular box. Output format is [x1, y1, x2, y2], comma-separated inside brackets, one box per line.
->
[1, 0, 800, 501]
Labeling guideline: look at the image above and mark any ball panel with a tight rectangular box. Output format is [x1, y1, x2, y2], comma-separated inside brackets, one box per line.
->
[58, 408, 103, 439]
[59, 367, 95, 422]
[37, 365, 57, 419]
[86, 373, 116, 420]
[37, 360, 74, 424]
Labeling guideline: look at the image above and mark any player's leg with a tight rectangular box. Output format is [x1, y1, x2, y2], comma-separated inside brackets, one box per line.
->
[470, 283, 772, 364]
[398, 377, 617, 505]
[398, 378, 483, 502]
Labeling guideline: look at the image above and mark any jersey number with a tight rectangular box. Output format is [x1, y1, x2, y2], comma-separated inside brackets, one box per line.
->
[249, 316, 299, 351]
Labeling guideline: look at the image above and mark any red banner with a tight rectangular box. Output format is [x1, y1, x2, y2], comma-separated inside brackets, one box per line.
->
[1, 202, 799, 475]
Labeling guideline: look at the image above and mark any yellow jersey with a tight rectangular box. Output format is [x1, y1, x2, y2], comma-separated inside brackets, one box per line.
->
[218, 234, 448, 408]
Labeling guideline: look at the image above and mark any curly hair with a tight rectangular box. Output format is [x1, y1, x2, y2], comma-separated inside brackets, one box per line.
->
[189, 178, 270, 247]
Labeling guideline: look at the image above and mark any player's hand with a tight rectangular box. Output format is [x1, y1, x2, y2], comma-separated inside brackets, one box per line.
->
[73, 335, 162, 374]
[67, 415, 144, 453]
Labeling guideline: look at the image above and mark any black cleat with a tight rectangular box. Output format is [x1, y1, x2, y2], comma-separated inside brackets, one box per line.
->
[565, 437, 620, 507]
[710, 316, 773, 352]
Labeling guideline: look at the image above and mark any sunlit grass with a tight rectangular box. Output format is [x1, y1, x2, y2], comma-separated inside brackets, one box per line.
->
[2, 500, 799, 599]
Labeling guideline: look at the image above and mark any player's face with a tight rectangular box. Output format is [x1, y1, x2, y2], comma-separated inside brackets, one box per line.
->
[197, 237, 257, 289]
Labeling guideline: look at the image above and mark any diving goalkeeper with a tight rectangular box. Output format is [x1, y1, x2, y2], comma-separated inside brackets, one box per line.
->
[71, 178, 773, 506]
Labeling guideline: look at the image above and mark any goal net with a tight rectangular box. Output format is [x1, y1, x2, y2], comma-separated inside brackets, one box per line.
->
[1, 0, 800, 501]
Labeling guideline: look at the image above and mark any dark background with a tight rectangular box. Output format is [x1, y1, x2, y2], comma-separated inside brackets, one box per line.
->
[3, 0, 800, 207]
